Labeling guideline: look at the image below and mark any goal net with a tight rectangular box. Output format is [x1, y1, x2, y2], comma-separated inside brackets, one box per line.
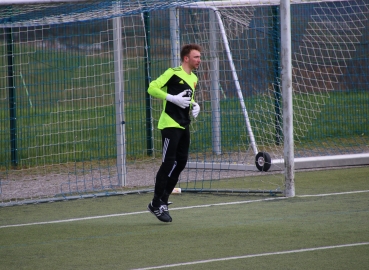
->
[0, 0, 368, 205]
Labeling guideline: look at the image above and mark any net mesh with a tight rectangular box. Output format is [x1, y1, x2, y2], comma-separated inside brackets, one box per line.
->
[0, 0, 368, 205]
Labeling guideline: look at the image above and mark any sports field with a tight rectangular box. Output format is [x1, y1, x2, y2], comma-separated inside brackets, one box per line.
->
[1, 166, 368, 270]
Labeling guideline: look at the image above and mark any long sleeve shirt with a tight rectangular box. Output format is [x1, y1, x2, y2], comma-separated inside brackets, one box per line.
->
[148, 66, 198, 129]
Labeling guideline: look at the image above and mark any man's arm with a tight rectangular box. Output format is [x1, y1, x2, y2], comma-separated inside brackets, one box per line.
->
[147, 68, 173, 100]
[148, 68, 190, 109]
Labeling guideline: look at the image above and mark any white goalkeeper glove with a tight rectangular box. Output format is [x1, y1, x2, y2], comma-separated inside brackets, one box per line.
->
[192, 102, 200, 118]
[166, 91, 191, 109]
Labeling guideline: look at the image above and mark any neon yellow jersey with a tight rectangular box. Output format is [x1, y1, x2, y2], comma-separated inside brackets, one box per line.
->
[148, 66, 198, 129]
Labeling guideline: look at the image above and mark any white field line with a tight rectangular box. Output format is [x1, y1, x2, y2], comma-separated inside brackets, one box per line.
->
[131, 242, 369, 270]
[297, 190, 369, 197]
[1, 190, 368, 229]
[0, 197, 286, 229]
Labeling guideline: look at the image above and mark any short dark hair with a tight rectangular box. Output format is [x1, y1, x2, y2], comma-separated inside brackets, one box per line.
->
[180, 44, 202, 62]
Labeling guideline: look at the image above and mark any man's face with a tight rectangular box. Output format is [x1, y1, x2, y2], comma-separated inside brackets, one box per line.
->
[185, 50, 201, 70]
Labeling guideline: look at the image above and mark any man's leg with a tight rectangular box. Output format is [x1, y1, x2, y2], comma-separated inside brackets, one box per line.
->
[152, 128, 183, 207]
[162, 125, 190, 204]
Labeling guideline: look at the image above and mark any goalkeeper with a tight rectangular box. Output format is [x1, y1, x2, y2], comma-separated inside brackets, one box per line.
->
[147, 44, 202, 223]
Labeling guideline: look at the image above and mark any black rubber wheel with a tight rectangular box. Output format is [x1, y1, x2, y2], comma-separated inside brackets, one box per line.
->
[255, 152, 272, 172]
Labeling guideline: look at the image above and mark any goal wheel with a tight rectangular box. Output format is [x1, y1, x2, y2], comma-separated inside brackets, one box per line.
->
[255, 152, 272, 172]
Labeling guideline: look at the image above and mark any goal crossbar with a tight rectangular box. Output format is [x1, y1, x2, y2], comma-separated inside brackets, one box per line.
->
[182, 0, 350, 8]
[0, 0, 352, 6]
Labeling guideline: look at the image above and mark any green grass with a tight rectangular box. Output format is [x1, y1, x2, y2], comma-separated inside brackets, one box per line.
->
[0, 166, 368, 269]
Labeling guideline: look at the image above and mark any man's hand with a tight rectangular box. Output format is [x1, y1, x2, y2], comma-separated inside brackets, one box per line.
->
[166, 91, 191, 109]
[192, 102, 200, 118]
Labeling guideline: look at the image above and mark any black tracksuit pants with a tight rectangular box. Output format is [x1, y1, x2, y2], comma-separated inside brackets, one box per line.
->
[152, 125, 190, 206]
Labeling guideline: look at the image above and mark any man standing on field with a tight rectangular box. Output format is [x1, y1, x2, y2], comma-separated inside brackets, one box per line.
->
[147, 44, 202, 222]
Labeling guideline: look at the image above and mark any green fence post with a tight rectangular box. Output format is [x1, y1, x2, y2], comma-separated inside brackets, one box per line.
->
[6, 27, 18, 167]
[271, 6, 282, 146]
